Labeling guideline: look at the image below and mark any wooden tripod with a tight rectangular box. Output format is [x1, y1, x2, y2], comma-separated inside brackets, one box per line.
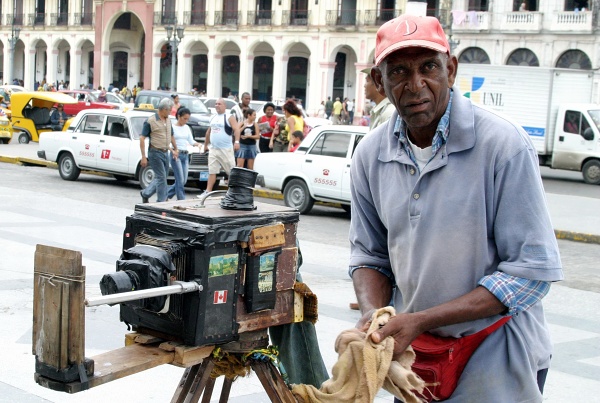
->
[171, 354, 297, 403]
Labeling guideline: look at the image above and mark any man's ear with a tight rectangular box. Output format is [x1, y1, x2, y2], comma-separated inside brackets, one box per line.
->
[446, 55, 459, 88]
[371, 67, 386, 96]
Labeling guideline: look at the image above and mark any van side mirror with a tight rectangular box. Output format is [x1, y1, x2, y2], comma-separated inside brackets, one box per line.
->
[582, 127, 594, 141]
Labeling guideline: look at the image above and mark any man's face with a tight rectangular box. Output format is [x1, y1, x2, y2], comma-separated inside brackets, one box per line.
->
[241, 94, 251, 107]
[374, 48, 457, 139]
[215, 99, 226, 114]
[363, 75, 379, 101]
[158, 108, 170, 119]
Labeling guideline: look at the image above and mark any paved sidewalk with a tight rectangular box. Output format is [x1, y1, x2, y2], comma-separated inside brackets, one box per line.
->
[1, 141, 599, 244]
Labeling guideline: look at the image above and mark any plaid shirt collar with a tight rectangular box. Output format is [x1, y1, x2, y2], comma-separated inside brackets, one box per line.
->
[393, 90, 454, 170]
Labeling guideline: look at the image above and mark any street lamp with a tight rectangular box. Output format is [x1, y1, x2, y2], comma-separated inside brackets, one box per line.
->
[8, 7, 21, 84]
[166, 25, 184, 92]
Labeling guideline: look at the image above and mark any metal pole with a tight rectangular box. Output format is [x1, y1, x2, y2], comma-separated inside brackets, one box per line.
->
[170, 37, 177, 91]
[84, 280, 203, 307]
[8, 0, 16, 84]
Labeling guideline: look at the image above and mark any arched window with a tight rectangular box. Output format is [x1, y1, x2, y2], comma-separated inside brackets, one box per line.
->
[556, 50, 592, 70]
[506, 48, 539, 66]
[458, 47, 491, 64]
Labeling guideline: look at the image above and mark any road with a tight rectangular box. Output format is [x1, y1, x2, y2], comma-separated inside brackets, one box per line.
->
[0, 161, 599, 402]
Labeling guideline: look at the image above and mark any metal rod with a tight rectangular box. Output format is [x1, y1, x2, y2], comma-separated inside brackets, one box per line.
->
[84, 281, 202, 307]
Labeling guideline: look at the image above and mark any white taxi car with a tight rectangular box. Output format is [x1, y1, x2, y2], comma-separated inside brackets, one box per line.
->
[254, 125, 368, 214]
[37, 109, 217, 189]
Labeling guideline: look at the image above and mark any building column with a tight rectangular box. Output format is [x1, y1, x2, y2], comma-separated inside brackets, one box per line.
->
[182, 51, 192, 93]
[47, 49, 57, 85]
[319, 61, 336, 103]
[71, 49, 81, 89]
[129, 52, 141, 88]
[93, 1, 103, 89]
[238, 36, 250, 94]
[212, 54, 222, 96]
[25, 48, 36, 90]
[151, 50, 161, 90]
[142, 1, 154, 89]
[271, 36, 284, 102]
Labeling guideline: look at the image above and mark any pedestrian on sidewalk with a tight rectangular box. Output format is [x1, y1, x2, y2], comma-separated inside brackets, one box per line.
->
[139, 98, 179, 203]
[350, 14, 563, 402]
[204, 98, 240, 192]
[167, 106, 199, 200]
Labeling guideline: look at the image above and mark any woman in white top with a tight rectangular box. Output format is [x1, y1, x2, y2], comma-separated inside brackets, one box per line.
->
[167, 106, 199, 200]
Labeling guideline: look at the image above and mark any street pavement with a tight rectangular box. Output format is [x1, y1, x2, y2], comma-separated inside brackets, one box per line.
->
[0, 141, 599, 402]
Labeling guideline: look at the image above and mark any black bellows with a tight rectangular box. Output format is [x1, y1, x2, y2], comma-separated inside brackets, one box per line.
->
[220, 167, 258, 210]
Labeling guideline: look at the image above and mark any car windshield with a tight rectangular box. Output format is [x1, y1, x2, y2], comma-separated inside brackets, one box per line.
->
[588, 110, 600, 132]
[129, 116, 148, 139]
[180, 97, 209, 114]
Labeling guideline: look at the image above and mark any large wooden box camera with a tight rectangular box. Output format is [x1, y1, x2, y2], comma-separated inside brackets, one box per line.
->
[116, 198, 300, 347]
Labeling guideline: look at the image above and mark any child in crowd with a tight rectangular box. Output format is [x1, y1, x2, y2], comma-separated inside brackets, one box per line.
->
[288, 130, 304, 152]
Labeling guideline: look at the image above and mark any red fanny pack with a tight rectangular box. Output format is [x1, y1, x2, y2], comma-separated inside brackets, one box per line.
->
[411, 316, 511, 402]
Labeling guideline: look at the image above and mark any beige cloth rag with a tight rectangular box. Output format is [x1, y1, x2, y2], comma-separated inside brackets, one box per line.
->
[292, 307, 427, 403]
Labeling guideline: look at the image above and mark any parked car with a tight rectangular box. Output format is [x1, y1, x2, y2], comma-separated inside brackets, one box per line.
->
[135, 90, 212, 141]
[59, 89, 118, 116]
[254, 125, 368, 214]
[38, 109, 224, 189]
[98, 91, 134, 111]
[199, 97, 238, 115]
[10, 91, 78, 144]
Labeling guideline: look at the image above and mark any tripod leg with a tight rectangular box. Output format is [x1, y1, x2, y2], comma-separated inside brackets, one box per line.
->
[219, 377, 233, 403]
[200, 376, 216, 403]
[187, 359, 215, 403]
[171, 364, 201, 403]
[252, 361, 297, 403]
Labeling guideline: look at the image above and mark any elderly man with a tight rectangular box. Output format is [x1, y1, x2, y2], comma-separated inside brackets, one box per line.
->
[349, 15, 562, 402]
[139, 98, 179, 203]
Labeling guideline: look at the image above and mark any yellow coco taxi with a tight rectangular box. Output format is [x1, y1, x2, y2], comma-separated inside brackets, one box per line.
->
[10, 92, 78, 144]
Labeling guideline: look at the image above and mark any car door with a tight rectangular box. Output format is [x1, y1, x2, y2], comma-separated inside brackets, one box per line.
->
[302, 130, 351, 201]
[96, 116, 132, 173]
[340, 132, 364, 202]
[71, 113, 106, 169]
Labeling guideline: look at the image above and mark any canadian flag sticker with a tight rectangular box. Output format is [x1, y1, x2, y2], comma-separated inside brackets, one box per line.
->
[214, 290, 228, 304]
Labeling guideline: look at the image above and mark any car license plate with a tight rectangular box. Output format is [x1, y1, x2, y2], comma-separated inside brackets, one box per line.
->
[199, 171, 209, 181]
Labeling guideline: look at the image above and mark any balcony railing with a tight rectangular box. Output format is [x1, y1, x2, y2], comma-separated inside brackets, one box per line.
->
[29, 12, 45, 26]
[5, 14, 25, 26]
[184, 11, 207, 26]
[551, 11, 591, 32]
[73, 12, 94, 26]
[50, 12, 69, 26]
[215, 11, 241, 26]
[363, 9, 401, 26]
[500, 11, 542, 32]
[326, 10, 358, 26]
[154, 11, 177, 26]
[247, 10, 273, 26]
[282, 10, 311, 26]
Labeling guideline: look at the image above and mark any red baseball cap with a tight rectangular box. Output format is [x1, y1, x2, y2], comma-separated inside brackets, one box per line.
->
[375, 15, 450, 65]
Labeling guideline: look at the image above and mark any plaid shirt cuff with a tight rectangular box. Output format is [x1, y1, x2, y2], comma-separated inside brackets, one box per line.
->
[479, 271, 551, 316]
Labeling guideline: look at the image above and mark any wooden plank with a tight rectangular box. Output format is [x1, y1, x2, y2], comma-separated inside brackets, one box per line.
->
[293, 290, 304, 323]
[283, 222, 298, 248]
[275, 247, 297, 291]
[134, 334, 164, 344]
[39, 277, 64, 368]
[33, 245, 85, 369]
[236, 290, 295, 332]
[173, 345, 214, 367]
[249, 223, 286, 253]
[37, 344, 176, 393]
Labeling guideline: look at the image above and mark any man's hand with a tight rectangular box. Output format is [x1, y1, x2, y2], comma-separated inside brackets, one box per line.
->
[370, 312, 424, 359]
[141, 156, 148, 167]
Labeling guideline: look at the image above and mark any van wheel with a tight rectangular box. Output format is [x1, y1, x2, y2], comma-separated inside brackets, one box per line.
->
[138, 165, 154, 189]
[582, 160, 600, 185]
[18, 132, 30, 144]
[58, 153, 81, 181]
[283, 179, 314, 214]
